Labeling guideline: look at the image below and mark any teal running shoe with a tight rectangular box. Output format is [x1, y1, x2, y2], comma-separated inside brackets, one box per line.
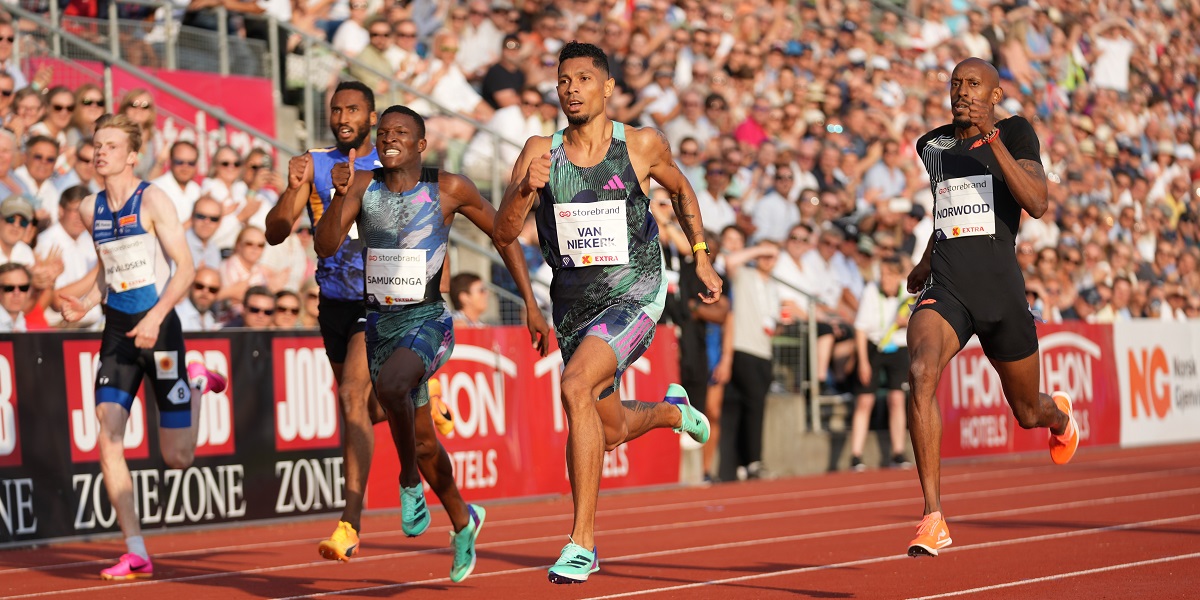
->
[665, 383, 710, 444]
[449, 504, 486, 582]
[401, 484, 430, 537]
[547, 539, 599, 584]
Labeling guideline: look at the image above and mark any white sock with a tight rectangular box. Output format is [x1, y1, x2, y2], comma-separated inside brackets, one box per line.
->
[126, 536, 149, 561]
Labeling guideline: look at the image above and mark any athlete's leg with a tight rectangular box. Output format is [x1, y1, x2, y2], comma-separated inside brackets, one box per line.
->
[374, 347, 427, 489]
[597, 385, 683, 451]
[906, 309, 962, 516]
[560, 337, 621, 550]
[991, 353, 1069, 434]
[156, 389, 199, 470]
[413, 401, 469, 531]
[97, 402, 141, 541]
[332, 331, 386, 532]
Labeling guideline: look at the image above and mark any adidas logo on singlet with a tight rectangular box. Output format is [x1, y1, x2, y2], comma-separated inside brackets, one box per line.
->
[601, 175, 625, 190]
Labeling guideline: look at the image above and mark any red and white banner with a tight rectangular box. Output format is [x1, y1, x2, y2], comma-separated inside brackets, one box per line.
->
[1114, 321, 1200, 447]
[63, 340, 150, 463]
[366, 326, 682, 508]
[937, 323, 1121, 458]
[273, 337, 340, 452]
[187, 339, 236, 457]
[0, 342, 20, 468]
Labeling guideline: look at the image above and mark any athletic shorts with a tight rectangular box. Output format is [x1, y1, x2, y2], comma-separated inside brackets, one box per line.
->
[817, 321, 855, 342]
[560, 303, 658, 400]
[96, 306, 192, 428]
[912, 283, 1038, 362]
[851, 344, 911, 395]
[364, 302, 454, 409]
[318, 296, 367, 364]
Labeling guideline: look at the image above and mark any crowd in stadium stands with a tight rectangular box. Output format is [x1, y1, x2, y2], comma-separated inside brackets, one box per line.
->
[0, 0, 1198, 351]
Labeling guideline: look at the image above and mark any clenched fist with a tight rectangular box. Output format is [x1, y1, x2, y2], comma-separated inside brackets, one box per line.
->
[520, 152, 552, 195]
[331, 148, 357, 196]
[287, 153, 313, 190]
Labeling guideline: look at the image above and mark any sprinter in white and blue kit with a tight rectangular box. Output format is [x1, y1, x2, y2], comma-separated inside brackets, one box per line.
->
[59, 114, 226, 580]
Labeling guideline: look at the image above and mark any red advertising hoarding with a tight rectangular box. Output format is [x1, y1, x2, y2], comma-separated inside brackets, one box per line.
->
[937, 323, 1121, 458]
[365, 326, 683, 508]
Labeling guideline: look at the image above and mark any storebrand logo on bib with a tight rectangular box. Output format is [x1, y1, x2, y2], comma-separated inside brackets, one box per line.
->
[559, 210, 572, 218]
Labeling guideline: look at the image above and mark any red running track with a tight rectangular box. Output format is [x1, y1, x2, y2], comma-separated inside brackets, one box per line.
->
[2, 443, 1199, 599]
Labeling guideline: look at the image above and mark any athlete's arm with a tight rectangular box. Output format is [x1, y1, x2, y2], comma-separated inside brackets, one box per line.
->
[975, 105, 1048, 218]
[314, 156, 368, 258]
[634, 126, 723, 303]
[907, 231, 936, 294]
[494, 136, 551, 249]
[447, 173, 551, 356]
[265, 152, 313, 245]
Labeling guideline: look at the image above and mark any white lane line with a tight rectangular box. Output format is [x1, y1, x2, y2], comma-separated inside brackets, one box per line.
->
[907, 551, 1200, 599]
[579, 515, 1200, 600]
[6, 478, 1198, 599]
[268, 489, 1200, 600]
[2, 453, 1190, 576]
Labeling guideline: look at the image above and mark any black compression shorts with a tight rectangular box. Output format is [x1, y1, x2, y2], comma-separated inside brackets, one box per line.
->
[318, 296, 367, 364]
[912, 282, 1038, 362]
[96, 306, 192, 428]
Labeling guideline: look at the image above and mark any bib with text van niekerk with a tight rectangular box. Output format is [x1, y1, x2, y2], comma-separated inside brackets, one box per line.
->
[554, 200, 629, 267]
[99, 233, 156, 292]
[934, 175, 995, 239]
[365, 248, 427, 306]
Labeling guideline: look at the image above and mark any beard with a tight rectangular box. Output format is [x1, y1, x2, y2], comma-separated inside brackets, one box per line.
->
[333, 126, 370, 153]
[566, 113, 589, 126]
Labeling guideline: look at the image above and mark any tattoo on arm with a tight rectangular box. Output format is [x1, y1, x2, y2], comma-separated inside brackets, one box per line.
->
[670, 190, 702, 241]
[1018, 159, 1046, 182]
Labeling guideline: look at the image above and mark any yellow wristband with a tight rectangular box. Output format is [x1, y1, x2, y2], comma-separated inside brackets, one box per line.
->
[692, 241, 709, 255]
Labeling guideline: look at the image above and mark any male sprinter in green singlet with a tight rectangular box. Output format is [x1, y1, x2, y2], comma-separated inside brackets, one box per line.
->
[494, 41, 722, 585]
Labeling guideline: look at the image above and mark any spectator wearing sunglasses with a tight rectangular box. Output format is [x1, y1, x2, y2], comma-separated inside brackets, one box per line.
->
[200, 145, 251, 252]
[273, 289, 302, 329]
[177, 266, 222, 331]
[13, 135, 65, 228]
[219, 226, 281, 311]
[186, 196, 224, 269]
[222, 285, 276, 329]
[0, 196, 34, 266]
[0, 262, 34, 332]
[66, 83, 106, 150]
[152, 141, 203, 224]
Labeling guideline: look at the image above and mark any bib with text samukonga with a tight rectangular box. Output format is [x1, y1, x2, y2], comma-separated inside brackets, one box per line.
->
[934, 175, 995, 239]
[554, 200, 629, 267]
[365, 248, 426, 306]
[99, 233, 156, 292]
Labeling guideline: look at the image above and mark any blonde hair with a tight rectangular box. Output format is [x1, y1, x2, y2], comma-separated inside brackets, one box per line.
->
[94, 113, 143, 153]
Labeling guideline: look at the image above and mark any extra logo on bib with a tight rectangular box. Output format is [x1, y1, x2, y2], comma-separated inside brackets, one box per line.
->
[365, 248, 426, 306]
[934, 175, 995, 239]
[98, 233, 156, 292]
[554, 200, 629, 267]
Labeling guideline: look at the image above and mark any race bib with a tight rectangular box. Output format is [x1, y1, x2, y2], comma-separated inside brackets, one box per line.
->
[365, 248, 426, 306]
[99, 233, 156, 293]
[554, 200, 629, 267]
[934, 175, 995, 239]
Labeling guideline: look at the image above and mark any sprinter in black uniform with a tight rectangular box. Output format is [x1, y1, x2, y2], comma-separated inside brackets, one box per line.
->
[903, 58, 1079, 558]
